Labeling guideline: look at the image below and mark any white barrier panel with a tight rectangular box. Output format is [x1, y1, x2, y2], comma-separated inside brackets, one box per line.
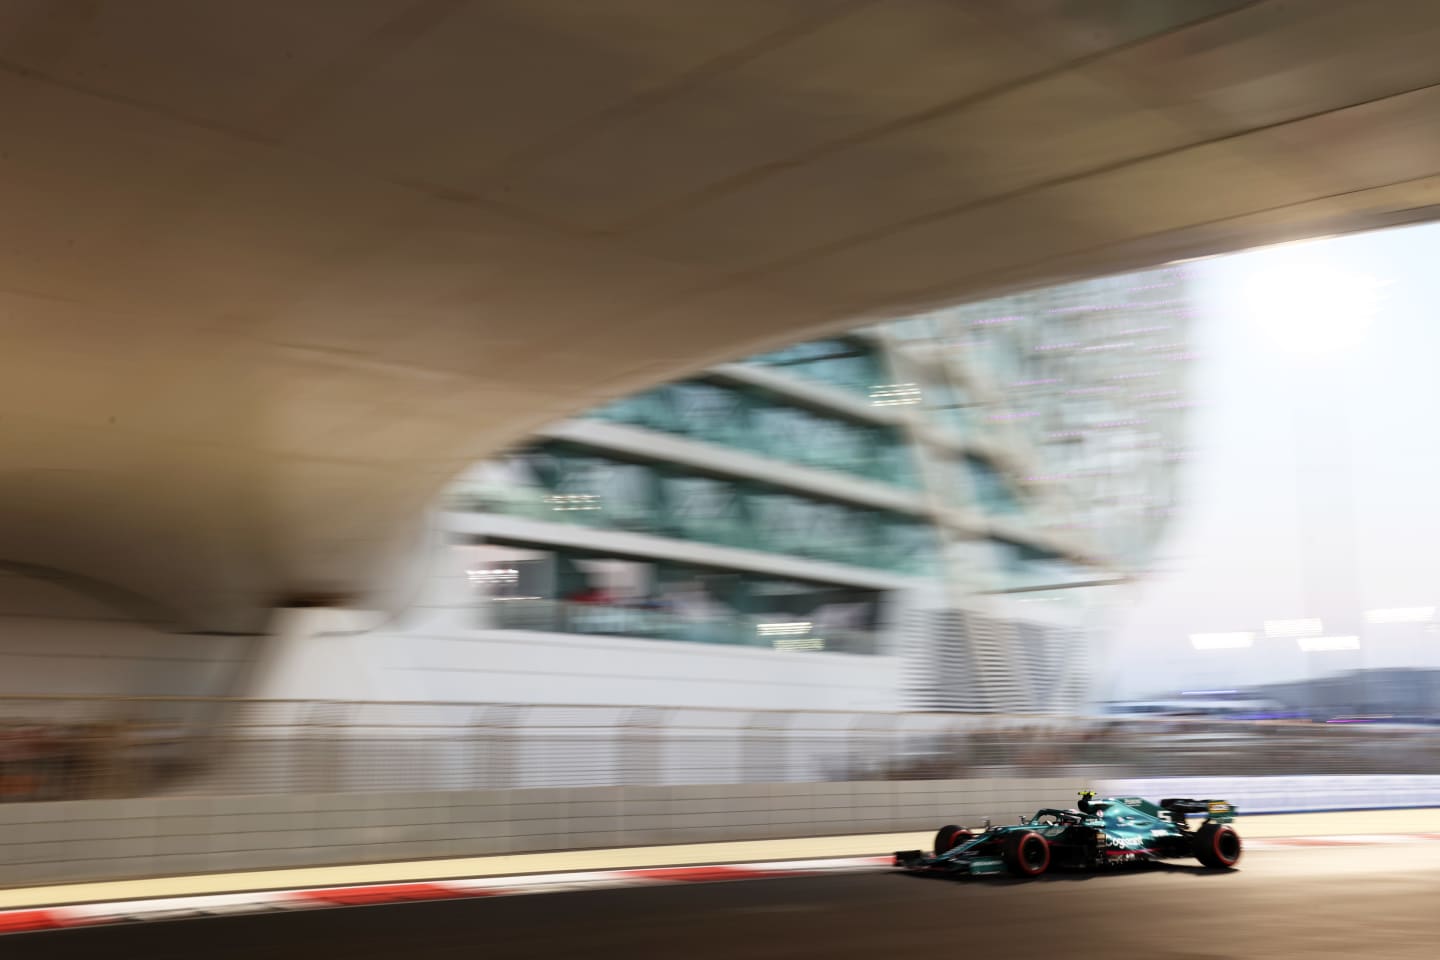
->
[1100, 775, 1440, 813]
[1, 776, 1434, 889]
[0, 778, 1073, 889]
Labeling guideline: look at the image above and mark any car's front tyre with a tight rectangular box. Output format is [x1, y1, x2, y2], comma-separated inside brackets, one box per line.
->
[934, 824, 973, 854]
[1193, 822, 1242, 868]
[1002, 830, 1051, 877]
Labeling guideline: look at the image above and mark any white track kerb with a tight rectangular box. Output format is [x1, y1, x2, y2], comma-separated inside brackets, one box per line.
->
[2, 809, 1437, 937]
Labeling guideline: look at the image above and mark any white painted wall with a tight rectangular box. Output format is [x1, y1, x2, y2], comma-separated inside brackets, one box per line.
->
[250, 619, 901, 711]
[0, 571, 248, 698]
[379, 628, 900, 710]
[0, 554, 905, 709]
[245, 554, 908, 710]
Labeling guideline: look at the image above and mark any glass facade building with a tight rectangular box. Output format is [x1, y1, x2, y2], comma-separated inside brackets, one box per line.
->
[445, 265, 1194, 712]
[456, 440, 936, 574]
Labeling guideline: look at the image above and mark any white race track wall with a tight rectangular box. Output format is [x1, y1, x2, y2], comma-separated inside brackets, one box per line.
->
[1102, 775, 1440, 814]
[0, 777, 1074, 888]
[2, 776, 1436, 889]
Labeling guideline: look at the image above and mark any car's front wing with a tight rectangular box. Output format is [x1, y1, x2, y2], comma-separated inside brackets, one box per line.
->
[893, 850, 1006, 876]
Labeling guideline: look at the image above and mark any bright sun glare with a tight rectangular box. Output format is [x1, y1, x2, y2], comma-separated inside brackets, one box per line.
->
[1243, 242, 1384, 357]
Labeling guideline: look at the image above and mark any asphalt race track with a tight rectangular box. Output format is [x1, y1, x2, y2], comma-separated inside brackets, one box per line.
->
[8, 844, 1439, 959]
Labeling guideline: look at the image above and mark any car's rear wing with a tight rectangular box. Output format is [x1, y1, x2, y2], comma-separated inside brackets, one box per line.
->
[1160, 797, 1237, 823]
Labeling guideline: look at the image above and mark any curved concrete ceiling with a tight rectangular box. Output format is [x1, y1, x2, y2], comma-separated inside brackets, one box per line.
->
[3, 0, 1440, 631]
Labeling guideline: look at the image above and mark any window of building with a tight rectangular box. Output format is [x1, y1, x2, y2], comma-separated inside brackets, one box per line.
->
[591, 378, 917, 488]
[922, 376, 973, 436]
[963, 453, 1023, 515]
[748, 337, 884, 395]
[467, 442, 929, 575]
[465, 539, 882, 654]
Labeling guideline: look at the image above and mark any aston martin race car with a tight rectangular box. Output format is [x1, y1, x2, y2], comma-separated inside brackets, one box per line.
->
[893, 791, 1241, 878]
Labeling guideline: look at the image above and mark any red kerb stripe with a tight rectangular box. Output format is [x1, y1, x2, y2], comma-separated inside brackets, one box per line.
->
[289, 883, 476, 905]
[0, 910, 63, 934]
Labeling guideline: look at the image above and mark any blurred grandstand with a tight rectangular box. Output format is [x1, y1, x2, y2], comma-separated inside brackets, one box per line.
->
[3, 691, 1440, 802]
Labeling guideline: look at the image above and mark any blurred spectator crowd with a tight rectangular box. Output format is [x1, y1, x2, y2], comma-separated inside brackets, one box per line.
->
[0, 723, 114, 802]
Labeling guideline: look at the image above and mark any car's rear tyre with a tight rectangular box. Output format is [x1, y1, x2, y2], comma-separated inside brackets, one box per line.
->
[1002, 830, 1051, 877]
[1193, 822, 1242, 868]
[934, 824, 972, 854]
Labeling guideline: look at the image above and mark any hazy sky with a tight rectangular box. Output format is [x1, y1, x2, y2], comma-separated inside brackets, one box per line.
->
[1108, 222, 1440, 699]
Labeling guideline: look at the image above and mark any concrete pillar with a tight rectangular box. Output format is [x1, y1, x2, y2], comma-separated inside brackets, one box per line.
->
[245, 607, 396, 701]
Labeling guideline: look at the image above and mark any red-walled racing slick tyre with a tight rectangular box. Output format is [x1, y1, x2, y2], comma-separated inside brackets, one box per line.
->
[1003, 830, 1051, 877]
[934, 825, 973, 855]
[1194, 821, 1242, 868]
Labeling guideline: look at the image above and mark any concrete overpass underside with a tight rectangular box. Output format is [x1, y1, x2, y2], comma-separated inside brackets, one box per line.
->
[3, 0, 1440, 632]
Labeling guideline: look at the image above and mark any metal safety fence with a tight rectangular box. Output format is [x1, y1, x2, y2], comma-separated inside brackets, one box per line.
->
[1, 696, 1439, 801]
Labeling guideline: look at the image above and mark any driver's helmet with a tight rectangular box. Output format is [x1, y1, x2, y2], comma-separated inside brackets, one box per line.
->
[1076, 789, 1098, 814]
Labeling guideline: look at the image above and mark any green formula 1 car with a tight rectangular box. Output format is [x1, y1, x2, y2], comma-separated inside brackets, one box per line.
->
[893, 791, 1242, 878]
